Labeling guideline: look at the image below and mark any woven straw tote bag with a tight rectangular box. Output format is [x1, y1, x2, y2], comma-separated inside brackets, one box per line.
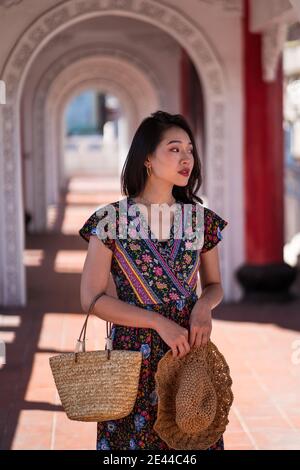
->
[49, 292, 142, 422]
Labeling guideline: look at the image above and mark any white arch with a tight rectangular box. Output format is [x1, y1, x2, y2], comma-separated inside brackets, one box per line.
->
[0, 0, 233, 306]
[27, 45, 166, 232]
[56, 81, 131, 201]
[56, 81, 128, 193]
[30, 54, 160, 231]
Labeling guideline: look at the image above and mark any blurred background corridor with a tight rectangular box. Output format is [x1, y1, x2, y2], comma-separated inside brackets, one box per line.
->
[1, 0, 300, 450]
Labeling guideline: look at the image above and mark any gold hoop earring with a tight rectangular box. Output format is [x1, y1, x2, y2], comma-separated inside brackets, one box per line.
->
[146, 166, 152, 177]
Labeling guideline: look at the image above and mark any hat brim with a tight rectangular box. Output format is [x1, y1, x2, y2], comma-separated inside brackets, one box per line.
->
[153, 340, 234, 450]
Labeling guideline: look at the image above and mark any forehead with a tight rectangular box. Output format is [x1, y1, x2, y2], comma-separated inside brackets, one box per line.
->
[162, 127, 191, 144]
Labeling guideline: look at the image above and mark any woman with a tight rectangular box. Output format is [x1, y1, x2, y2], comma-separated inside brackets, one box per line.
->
[79, 110, 228, 450]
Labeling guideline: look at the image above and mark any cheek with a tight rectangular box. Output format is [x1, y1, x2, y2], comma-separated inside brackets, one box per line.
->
[156, 153, 178, 170]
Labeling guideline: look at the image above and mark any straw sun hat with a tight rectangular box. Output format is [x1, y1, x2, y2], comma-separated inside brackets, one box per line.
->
[153, 340, 234, 450]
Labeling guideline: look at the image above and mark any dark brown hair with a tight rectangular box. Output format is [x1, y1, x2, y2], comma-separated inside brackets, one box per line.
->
[121, 110, 203, 204]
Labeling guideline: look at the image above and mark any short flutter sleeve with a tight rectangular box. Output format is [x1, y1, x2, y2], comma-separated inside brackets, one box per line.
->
[78, 204, 117, 253]
[201, 207, 228, 254]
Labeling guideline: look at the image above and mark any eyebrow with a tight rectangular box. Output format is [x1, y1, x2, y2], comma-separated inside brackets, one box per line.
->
[166, 140, 193, 145]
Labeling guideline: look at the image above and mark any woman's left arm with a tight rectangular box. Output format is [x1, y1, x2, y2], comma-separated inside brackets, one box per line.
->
[189, 245, 224, 348]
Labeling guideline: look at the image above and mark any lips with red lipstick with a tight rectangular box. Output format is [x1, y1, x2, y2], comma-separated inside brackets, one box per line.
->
[178, 169, 190, 177]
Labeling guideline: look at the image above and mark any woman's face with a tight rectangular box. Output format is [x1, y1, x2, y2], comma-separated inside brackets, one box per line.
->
[148, 127, 194, 186]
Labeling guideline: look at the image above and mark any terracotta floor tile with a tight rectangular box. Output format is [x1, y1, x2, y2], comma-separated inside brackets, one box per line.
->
[11, 410, 53, 450]
[52, 412, 96, 450]
[224, 431, 257, 450]
[249, 428, 300, 450]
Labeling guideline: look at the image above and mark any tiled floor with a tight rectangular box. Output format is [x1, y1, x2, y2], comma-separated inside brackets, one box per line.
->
[1, 176, 300, 450]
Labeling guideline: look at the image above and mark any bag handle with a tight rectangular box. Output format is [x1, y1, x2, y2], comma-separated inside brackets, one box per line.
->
[75, 292, 112, 360]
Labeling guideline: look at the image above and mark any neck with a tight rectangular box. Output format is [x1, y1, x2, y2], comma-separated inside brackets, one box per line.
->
[137, 192, 175, 206]
[137, 182, 175, 205]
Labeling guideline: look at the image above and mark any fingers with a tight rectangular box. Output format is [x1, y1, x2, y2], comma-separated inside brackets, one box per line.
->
[171, 345, 178, 358]
[194, 331, 203, 348]
[201, 332, 209, 346]
[170, 327, 212, 359]
[202, 327, 212, 345]
[172, 339, 190, 359]
[170, 328, 192, 359]
[189, 328, 197, 349]
[189, 326, 201, 348]
[179, 340, 190, 358]
[190, 329, 211, 348]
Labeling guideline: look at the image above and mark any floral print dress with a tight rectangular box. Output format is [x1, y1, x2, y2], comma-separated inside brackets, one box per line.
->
[79, 196, 228, 450]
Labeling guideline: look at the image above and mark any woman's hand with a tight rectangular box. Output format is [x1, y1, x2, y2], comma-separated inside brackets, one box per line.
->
[189, 298, 212, 348]
[155, 316, 190, 359]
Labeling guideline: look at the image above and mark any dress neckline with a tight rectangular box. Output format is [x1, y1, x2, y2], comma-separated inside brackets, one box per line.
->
[127, 196, 182, 244]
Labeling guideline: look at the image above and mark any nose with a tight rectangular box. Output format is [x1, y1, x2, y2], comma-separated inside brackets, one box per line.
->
[180, 150, 193, 163]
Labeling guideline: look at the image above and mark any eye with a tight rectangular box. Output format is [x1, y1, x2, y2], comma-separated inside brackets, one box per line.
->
[169, 147, 194, 155]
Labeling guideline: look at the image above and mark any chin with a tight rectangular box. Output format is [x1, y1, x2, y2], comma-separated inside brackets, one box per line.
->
[176, 179, 190, 187]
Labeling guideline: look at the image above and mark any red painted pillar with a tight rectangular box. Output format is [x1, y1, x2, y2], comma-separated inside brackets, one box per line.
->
[243, 0, 284, 264]
[237, 0, 297, 300]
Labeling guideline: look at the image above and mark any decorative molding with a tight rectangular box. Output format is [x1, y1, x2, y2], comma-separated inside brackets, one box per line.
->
[0, 0, 231, 305]
[262, 22, 288, 82]
[31, 51, 160, 231]
[289, 0, 300, 21]
[250, 0, 295, 32]
[29, 44, 165, 233]
[196, 0, 243, 15]
[0, 0, 23, 8]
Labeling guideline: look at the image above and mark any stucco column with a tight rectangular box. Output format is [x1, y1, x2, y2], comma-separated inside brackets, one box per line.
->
[290, 0, 300, 20]
[180, 48, 192, 122]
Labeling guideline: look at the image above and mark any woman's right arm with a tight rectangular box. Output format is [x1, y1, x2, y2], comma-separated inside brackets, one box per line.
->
[81, 235, 161, 329]
[80, 236, 190, 358]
